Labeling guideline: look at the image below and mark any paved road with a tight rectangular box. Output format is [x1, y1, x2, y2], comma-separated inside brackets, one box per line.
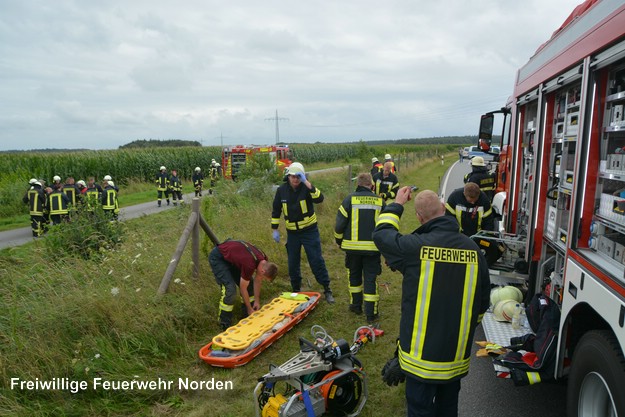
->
[442, 160, 568, 417]
[0, 192, 199, 250]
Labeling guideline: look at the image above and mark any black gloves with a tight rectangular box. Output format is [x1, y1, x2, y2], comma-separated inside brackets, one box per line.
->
[381, 357, 406, 386]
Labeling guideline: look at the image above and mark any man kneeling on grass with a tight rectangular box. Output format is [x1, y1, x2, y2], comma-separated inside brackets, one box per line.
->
[209, 240, 278, 330]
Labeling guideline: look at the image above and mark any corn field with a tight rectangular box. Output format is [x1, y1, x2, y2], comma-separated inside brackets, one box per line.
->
[0, 143, 460, 218]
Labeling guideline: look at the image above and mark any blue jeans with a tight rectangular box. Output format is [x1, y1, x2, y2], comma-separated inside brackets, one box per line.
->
[406, 376, 461, 417]
[286, 225, 331, 291]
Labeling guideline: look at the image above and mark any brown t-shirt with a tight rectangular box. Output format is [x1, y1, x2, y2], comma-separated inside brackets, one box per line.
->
[217, 241, 267, 281]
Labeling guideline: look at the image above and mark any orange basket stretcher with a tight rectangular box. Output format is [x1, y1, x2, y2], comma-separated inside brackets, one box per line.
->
[198, 292, 321, 368]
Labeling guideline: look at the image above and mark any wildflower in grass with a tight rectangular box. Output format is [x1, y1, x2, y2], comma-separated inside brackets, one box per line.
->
[111, 287, 120, 296]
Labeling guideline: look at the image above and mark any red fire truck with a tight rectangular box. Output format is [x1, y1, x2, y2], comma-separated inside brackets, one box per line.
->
[221, 144, 293, 179]
[477, 1, 625, 415]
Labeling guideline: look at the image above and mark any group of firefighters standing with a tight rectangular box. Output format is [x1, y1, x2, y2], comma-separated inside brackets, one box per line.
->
[157, 159, 222, 206]
[22, 175, 119, 237]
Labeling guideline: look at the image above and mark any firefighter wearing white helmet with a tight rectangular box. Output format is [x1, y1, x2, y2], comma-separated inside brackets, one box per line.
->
[102, 180, 119, 220]
[271, 162, 334, 303]
[102, 175, 119, 193]
[209, 159, 221, 194]
[155, 166, 170, 207]
[383, 154, 396, 173]
[22, 178, 47, 237]
[371, 157, 383, 177]
[464, 156, 496, 201]
[52, 175, 62, 190]
[192, 166, 204, 197]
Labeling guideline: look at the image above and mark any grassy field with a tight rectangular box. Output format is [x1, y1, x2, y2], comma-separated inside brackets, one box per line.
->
[0, 152, 455, 416]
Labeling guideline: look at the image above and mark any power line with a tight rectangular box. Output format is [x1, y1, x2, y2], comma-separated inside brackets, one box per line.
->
[265, 109, 289, 144]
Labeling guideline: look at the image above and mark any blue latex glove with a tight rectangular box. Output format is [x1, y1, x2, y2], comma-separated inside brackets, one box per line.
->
[272, 230, 280, 243]
[297, 172, 307, 182]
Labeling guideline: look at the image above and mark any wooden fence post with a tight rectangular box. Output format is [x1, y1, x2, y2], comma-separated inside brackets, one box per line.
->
[157, 211, 198, 295]
[191, 198, 200, 279]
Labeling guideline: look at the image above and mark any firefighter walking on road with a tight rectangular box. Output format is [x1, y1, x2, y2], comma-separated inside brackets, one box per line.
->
[168, 170, 183, 206]
[156, 166, 170, 207]
[373, 188, 490, 417]
[271, 162, 335, 303]
[209, 240, 278, 330]
[23, 179, 47, 237]
[334, 173, 384, 323]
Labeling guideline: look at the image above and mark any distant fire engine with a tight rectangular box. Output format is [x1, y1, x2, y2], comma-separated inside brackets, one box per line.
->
[221, 144, 293, 179]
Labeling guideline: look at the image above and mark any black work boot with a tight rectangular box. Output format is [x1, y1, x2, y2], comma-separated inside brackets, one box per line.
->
[324, 288, 335, 304]
[348, 304, 363, 315]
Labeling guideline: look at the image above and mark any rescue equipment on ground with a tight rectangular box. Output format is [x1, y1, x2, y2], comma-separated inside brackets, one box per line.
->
[254, 324, 383, 417]
[199, 292, 321, 368]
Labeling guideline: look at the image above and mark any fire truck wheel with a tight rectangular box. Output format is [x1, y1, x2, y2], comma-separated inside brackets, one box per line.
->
[566, 330, 625, 417]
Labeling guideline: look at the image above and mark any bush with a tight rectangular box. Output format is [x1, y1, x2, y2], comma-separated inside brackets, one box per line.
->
[43, 205, 125, 260]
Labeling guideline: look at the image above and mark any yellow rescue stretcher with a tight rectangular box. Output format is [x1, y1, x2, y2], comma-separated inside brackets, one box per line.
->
[199, 292, 321, 368]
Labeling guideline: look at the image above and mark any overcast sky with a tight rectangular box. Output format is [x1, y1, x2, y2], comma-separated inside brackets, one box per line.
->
[0, 0, 582, 151]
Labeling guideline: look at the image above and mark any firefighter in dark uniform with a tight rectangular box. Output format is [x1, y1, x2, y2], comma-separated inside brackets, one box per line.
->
[62, 177, 79, 209]
[156, 166, 170, 207]
[192, 167, 204, 197]
[373, 162, 400, 201]
[209, 159, 219, 194]
[209, 240, 278, 330]
[48, 185, 70, 225]
[85, 177, 103, 211]
[271, 162, 334, 303]
[23, 179, 47, 237]
[168, 170, 183, 205]
[371, 157, 383, 177]
[102, 180, 119, 220]
[464, 156, 496, 201]
[373, 188, 490, 417]
[445, 182, 495, 237]
[334, 173, 385, 323]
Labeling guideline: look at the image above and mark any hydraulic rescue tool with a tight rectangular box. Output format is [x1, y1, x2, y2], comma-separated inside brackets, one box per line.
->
[254, 325, 383, 417]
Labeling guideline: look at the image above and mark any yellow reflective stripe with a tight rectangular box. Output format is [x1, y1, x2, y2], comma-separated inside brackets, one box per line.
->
[376, 212, 400, 229]
[271, 218, 280, 226]
[341, 240, 378, 251]
[219, 302, 234, 312]
[299, 199, 308, 213]
[311, 188, 321, 199]
[411, 259, 434, 355]
[477, 312, 484, 323]
[349, 285, 363, 293]
[399, 350, 470, 381]
[282, 202, 288, 218]
[363, 293, 379, 302]
[285, 214, 318, 230]
[526, 372, 541, 385]
[334, 231, 344, 239]
[352, 207, 360, 241]
[338, 205, 348, 218]
[455, 261, 477, 361]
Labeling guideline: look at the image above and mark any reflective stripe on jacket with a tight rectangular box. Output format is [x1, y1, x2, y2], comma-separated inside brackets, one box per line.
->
[373, 205, 490, 382]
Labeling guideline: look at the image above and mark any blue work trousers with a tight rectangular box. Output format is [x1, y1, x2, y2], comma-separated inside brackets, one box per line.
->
[406, 377, 461, 417]
[286, 226, 330, 292]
